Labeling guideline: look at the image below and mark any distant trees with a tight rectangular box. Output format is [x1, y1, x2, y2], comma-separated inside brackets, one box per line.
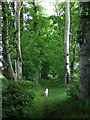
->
[21, 2, 64, 81]
[79, 2, 90, 100]
[1, 1, 66, 81]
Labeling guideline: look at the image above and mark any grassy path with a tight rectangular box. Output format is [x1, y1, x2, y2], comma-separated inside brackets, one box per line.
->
[31, 80, 89, 119]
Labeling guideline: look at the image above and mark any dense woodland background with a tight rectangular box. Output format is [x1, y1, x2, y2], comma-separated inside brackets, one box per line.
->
[0, 0, 90, 119]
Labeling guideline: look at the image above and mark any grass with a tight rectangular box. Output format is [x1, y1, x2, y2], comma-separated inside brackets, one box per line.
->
[30, 79, 89, 119]
[2, 76, 90, 119]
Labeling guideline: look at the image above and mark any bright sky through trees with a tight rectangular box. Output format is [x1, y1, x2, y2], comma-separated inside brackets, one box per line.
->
[40, 0, 65, 15]
[40, 0, 55, 15]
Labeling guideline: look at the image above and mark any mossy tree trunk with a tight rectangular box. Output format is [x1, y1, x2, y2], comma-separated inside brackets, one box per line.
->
[79, 2, 90, 100]
[2, 2, 16, 80]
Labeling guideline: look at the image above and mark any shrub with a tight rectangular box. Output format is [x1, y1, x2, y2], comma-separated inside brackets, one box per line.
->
[2, 78, 35, 118]
[66, 79, 79, 100]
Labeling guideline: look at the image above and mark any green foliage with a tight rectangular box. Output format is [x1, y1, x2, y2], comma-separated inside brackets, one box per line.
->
[66, 79, 79, 100]
[2, 1, 90, 118]
[21, 3, 64, 81]
[2, 78, 35, 118]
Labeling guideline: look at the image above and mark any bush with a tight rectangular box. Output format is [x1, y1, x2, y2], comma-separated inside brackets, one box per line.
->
[2, 78, 35, 118]
[66, 80, 79, 100]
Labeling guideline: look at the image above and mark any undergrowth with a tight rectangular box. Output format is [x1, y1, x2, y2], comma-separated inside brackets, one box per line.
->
[2, 78, 90, 118]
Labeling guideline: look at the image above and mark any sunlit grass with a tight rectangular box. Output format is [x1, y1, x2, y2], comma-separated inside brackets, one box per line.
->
[30, 79, 89, 118]
[30, 80, 67, 118]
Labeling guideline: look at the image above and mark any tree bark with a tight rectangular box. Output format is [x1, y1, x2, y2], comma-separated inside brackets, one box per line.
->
[15, 2, 22, 80]
[71, 44, 76, 74]
[0, 2, 2, 119]
[64, 0, 70, 84]
[0, 2, 2, 72]
[79, 2, 90, 100]
[2, 2, 16, 80]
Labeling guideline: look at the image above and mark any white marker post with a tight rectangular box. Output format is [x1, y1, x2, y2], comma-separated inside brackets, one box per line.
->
[44, 88, 48, 97]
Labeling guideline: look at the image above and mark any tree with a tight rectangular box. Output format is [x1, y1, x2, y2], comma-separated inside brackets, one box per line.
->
[69, 2, 80, 76]
[64, 0, 70, 84]
[15, 2, 22, 80]
[2, 2, 23, 80]
[2, 2, 16, 80]
[79, 2, 90, 100]
[0, 1, 2, 72]
[0, 2, 2, 120]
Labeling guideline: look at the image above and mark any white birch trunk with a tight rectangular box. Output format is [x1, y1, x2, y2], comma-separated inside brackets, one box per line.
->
[15, 2, 22, 80]
[64, 0, 70, 84]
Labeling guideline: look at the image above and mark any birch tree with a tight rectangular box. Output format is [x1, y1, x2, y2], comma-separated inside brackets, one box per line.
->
[15, 2, 22, 80]
[64, 0, 70, 84]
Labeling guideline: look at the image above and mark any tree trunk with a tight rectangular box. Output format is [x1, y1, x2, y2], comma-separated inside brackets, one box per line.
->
[2, 2, 16, 80]
[64, 0, 70, 84]
[32, 0, 37, 31]
[79, 2, 90, 100]
[0, 2, 2, 120]
[15, 2, 22, 80]
[20, 3, 23, 39]
[71, 44, 76, 74]
[0, 5, 1, 63]
[32, 0, 42, 79]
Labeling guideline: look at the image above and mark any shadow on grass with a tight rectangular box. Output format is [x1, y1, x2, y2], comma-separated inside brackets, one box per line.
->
[44, 88, 89, 118]
[31, 80, 89, 119]
[45, 98, 89, 118]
